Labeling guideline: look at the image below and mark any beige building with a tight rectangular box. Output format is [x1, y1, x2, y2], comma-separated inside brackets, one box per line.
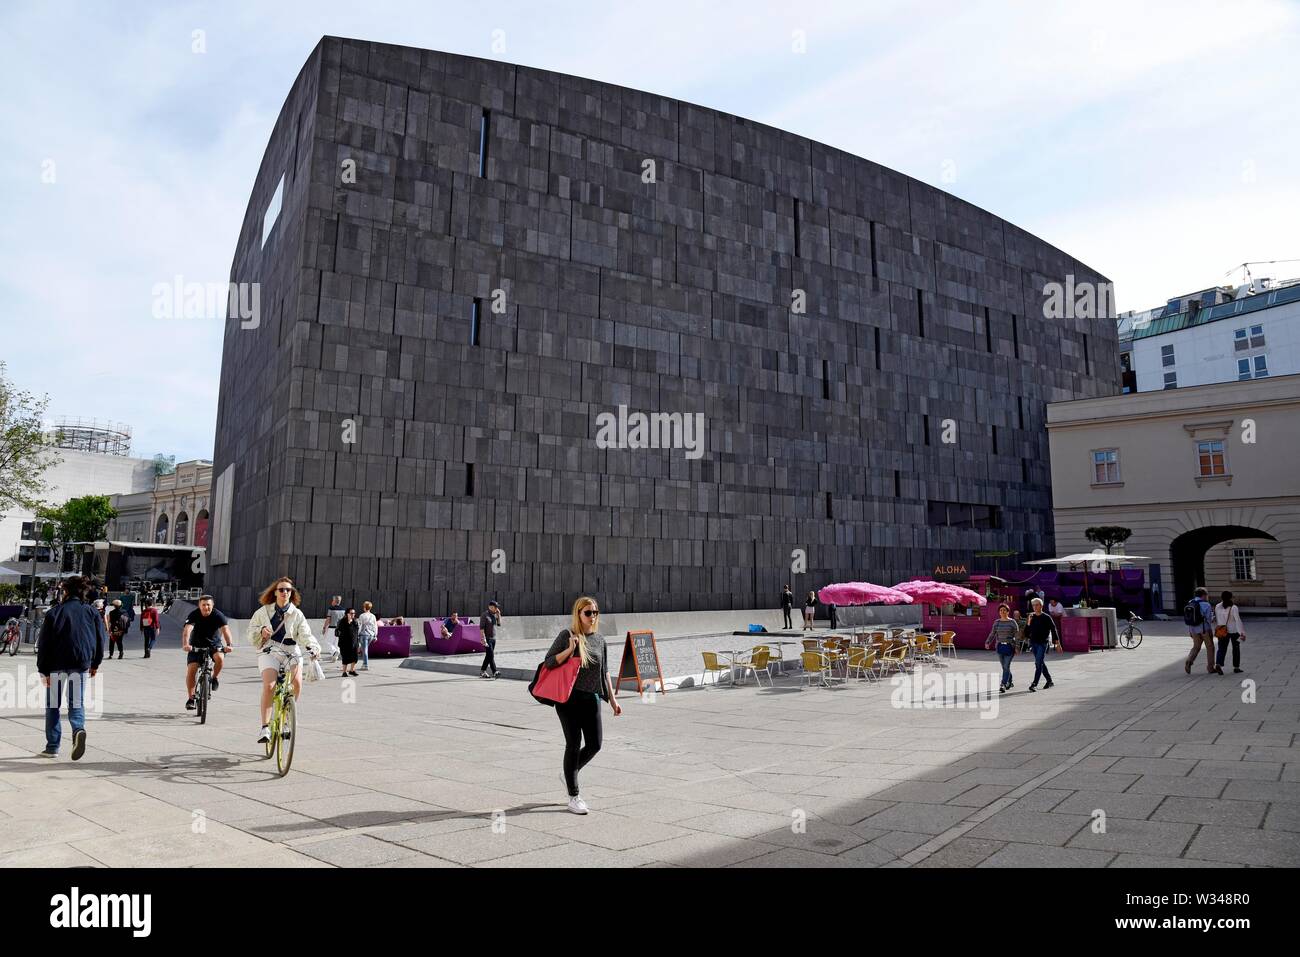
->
[108, 460, 213, 549]
[1046, 373, 1300, 615]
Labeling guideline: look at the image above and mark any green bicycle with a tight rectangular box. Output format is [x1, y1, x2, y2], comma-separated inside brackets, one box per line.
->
[262, 647, 300, 776]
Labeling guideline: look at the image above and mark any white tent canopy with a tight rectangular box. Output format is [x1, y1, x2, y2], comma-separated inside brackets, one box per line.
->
[1025, 554, 1151, 565]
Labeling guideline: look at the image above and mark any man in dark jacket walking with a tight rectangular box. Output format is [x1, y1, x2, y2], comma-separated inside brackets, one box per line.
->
[780, 586, 794, 630]
[36, 576, 104, 760]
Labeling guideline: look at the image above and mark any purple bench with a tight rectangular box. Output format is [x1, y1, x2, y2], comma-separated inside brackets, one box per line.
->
[368, 625, 411, 658]
[422, 621, 486, 656]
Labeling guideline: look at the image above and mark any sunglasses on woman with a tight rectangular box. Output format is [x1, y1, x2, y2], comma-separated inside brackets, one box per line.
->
[582, 609, 600, 618]
[276, 586, 293, 593]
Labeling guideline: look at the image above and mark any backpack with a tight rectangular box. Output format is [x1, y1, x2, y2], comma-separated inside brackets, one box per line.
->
[1183, 599, 1203, 627]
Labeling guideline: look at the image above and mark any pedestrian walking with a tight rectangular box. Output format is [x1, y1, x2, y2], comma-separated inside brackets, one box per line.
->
[1213, 591, 1247, 675]
[139, 601, 160, 658]
[479, 600, 501, 679]
[1183, 587, 1215, 674]
[986, 604, 1018, 693]
[1024, 597, 1060, 692]
[543, 596, 621, 814]
[35, 576, 103, 760]
[336, 608, 360, 677]
[780, 585, 794, 630]
[321, 595, 344, 660]
[107, 599, 129, 659]
[802, 590, 817, 631]
[357, 601, 378, 671]
[827, 601, 839, 630]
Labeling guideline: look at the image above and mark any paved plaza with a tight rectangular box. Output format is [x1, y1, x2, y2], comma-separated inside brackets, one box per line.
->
[1, 615, 1297, 868]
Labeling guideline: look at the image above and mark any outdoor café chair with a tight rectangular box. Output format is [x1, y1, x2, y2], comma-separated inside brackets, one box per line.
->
[799, 650, 839, 689]
[802, 638, 821, 654]
[846, 646, 878, 682]
[877, 643, 909, 677]
[700, 652, 731, 689]
[735, 647, 774, 687]
[938, 631, 957, 660]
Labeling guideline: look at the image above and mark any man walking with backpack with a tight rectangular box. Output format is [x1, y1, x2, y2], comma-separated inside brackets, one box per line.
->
[1183, 587, 1215, 674]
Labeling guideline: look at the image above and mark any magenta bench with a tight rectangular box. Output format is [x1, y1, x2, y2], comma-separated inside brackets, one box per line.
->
[422, 621, 485, 655]
[369, 625, 412, 658]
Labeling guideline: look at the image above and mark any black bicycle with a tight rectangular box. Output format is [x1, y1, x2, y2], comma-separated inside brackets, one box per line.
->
[1119, 612, 1143, 649]
[193, 646, 219, 724]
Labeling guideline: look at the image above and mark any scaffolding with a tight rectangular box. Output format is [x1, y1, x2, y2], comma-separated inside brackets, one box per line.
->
[48, 417, 133, 456]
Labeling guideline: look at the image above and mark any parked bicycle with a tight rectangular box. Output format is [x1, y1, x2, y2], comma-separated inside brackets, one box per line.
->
[1119, 612, 1143, 649]
[2, 619, 21, 656]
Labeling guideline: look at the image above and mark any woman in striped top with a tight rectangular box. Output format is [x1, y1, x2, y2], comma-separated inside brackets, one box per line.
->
[985, 604, 1019, 694]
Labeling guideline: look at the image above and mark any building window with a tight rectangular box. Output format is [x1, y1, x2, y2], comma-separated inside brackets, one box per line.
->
[1163, 371, 1177, 389]
[1237, 358, 1252, 381]
[1233, 328, 1249, 352]
[1092, 449, 1120, 484]
[1196, 439, 1227, 477]
[1250, 324, 1265, 348]
[262, 174, 284, 247]
[927, 500, 1000, 530]
[1232, 548, 1258, 582]
[478, 110, 491, 177]
[1120, 352, 1132, 373]
[1253, 354, 1268, 378]
[471, 298, 482, 346]
[155, 513, 169, 544]
[1161, 344, 1175, 367]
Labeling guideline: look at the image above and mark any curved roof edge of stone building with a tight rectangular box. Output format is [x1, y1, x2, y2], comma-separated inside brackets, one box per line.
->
[229, 35, 1110, 290]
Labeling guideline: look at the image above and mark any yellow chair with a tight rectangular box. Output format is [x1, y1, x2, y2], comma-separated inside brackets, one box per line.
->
[878, 643, 909, 677]
[800, 650, 834, 688]
[700, 652, 730, 689]
[736, 647, 773, 687]
[938, 631, 957, 660]
[802, 639, 821, 653]
[846, 646, 878, 682]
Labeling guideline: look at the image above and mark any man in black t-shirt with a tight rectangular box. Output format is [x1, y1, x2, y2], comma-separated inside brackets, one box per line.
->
[479, 601, 501, 679]
[181, 595, 233, 711]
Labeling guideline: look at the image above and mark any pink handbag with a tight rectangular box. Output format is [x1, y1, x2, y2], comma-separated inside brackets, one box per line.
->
[529, 654, 581, 706]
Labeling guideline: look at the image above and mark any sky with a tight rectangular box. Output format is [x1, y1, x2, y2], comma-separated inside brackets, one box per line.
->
[1, 0, 1297, 463]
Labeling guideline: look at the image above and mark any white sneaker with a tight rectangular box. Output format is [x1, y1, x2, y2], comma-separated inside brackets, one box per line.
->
[256, 726, 271, 744]
[567, 796, 589, 815]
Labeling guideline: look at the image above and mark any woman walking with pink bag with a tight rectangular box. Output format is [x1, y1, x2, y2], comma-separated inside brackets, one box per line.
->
[540, 596, 621, 814]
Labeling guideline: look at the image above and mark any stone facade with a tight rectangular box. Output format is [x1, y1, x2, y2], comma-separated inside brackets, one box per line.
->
[208, 37, 1120, 617]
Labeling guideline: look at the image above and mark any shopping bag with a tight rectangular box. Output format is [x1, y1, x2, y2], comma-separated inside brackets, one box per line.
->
[303, 656, 325, 683]
[528, 655, 580, 706]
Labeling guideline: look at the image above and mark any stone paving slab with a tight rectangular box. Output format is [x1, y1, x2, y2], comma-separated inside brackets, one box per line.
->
[1, 617, 1297, 867]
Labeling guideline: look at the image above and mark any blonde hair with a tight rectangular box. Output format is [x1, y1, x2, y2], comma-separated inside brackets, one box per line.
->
[363, 601, 372, 612]
[258, 577, 301, 606]
[568, 596, 599, 667]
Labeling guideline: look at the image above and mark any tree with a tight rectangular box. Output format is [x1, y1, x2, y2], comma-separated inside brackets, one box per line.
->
[36, 495, 118, 563]
[1084, 525, 1134, 611]
[0, 361, 60, 516]
[151, 453, 176, 476]
[1085, 526, 1133, 554]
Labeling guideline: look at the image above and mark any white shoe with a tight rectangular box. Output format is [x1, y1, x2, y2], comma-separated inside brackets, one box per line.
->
[256, 726, 271, 744]
[567, 795, 589, 815]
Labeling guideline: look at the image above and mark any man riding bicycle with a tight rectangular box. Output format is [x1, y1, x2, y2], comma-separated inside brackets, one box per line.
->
[247, 577, 320, 745]
[182, 596, 234, 710]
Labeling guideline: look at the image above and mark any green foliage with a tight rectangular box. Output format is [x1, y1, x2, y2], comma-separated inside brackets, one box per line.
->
[0, 361, 60, 514]
[36, 495, 118, 558]
[151, 453, 176, 476]
[0, 583, 24, 605]
[1085, 526, 1133, 554]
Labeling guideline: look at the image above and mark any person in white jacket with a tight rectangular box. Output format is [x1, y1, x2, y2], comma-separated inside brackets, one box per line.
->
[248, 577, 321, 744]
[1212, 590, 1247, 675]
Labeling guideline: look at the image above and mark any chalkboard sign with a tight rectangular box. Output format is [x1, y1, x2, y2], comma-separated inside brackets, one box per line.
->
[615, 630, 665, 695]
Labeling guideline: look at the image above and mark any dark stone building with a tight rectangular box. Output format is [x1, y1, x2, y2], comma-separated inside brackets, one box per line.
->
[207, 37, 1120, 616]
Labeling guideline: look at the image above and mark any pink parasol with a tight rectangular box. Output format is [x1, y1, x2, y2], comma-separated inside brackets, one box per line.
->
[818, 582, 914, 606]
[892, 580, 988, 632]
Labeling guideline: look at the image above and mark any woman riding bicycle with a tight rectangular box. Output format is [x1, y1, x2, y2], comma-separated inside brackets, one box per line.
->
[247, 577, 320, 746]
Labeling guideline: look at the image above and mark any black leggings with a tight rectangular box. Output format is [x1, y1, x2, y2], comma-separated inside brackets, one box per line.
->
[555, 691, 602, 797]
